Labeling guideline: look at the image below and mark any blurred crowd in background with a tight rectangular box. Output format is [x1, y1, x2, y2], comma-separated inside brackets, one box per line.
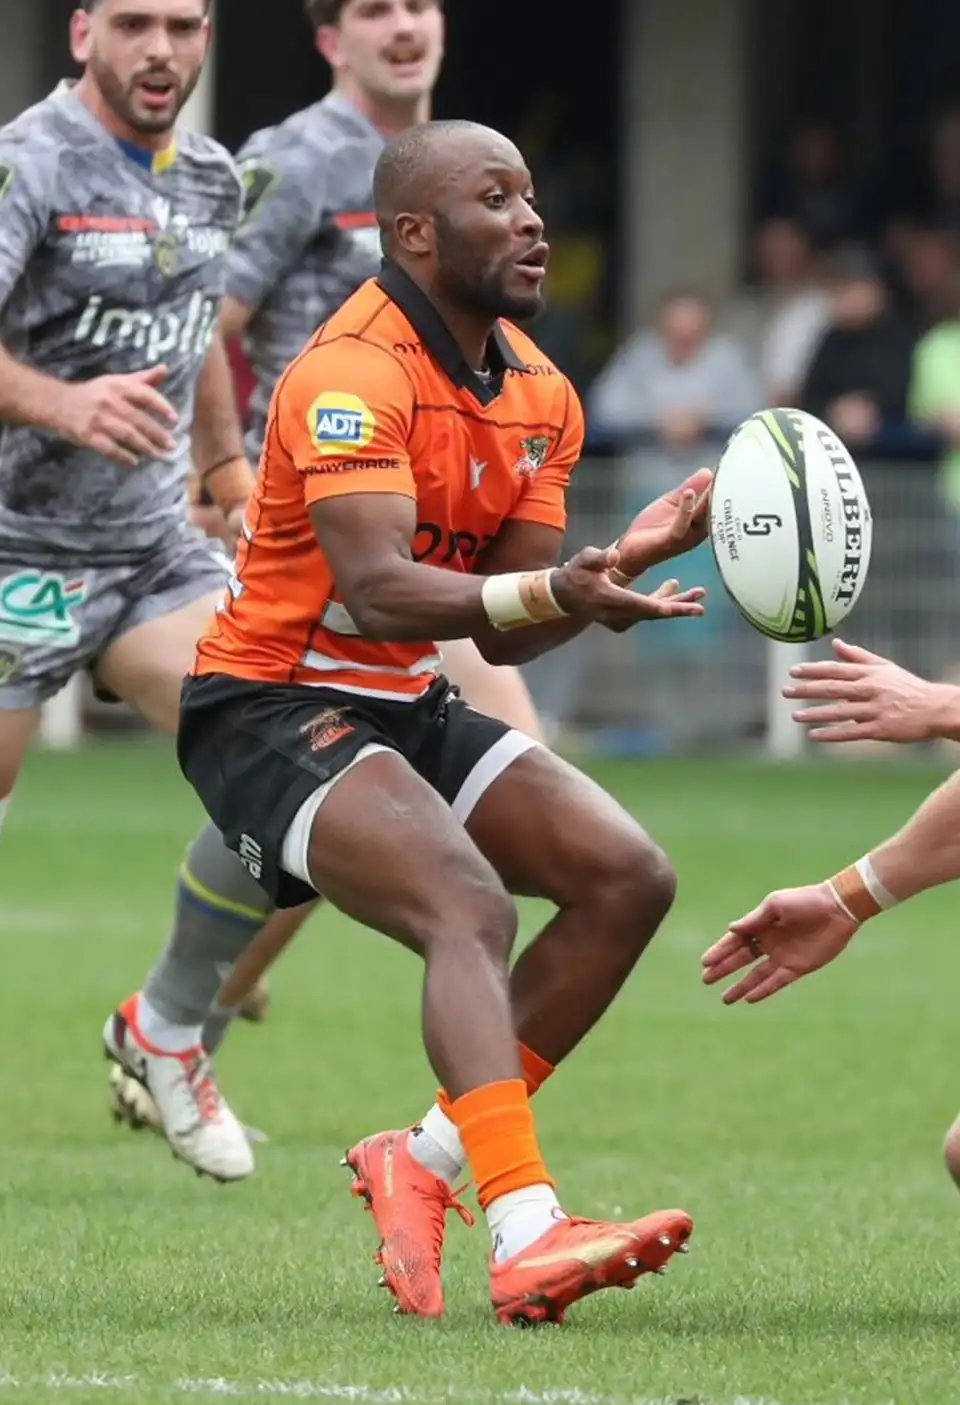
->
[540, 108, 960, 485]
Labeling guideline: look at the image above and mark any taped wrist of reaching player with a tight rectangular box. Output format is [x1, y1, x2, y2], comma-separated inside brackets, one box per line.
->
[826, 855, 899, 925]
[481, 570, 569, 631]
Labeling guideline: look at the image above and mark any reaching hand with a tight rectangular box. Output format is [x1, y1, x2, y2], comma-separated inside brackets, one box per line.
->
[783, 638, 954, 744]
[613, 467, 713, 582]
[550, 546, 705, 630]
[701, 883, 860, 1005]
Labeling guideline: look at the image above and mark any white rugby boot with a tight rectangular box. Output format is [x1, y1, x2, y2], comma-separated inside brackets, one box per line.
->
[107, 1058, 267, 1145]
[103, 993, 254, 1182]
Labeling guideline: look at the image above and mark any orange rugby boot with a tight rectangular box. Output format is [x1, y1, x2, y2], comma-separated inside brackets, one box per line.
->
[490, 1207, 693, 1326]
[342, 1128, 474, 1318]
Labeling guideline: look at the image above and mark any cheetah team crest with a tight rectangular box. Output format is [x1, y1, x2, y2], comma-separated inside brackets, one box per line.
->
[514, 434, 551, 478]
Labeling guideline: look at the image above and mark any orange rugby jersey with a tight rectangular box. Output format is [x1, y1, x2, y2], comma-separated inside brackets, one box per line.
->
[194, 261, 585, 701]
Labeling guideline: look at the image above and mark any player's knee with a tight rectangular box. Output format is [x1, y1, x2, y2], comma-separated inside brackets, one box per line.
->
[943, 1117, 960, 1190]
[580, 826, 677, 927]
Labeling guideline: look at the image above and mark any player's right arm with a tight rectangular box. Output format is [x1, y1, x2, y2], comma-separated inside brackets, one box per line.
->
[783, 638, 960, 743]
[280, 341, 706, 642]
[702, 765, 960, 1004]
[0, 145, 178, 467]
[222, 132, 327, 336]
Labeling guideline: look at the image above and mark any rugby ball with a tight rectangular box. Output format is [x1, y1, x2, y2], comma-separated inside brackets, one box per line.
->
[709, 409, 872, 642]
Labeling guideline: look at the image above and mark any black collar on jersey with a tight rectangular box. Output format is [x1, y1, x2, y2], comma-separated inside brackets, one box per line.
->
[377, 259, 528, 406]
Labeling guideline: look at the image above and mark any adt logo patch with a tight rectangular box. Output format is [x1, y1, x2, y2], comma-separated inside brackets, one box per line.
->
[308, 392, 376, 457]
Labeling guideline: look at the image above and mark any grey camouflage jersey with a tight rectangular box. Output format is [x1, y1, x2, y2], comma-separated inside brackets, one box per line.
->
[227, 93, 384, 459]
[0, 85, 242, 559]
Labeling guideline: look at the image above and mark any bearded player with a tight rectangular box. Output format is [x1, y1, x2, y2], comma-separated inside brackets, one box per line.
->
[0, 0, 294, 1179]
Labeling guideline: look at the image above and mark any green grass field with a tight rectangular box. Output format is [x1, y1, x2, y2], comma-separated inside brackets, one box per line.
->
[1, 740, 958, 1405]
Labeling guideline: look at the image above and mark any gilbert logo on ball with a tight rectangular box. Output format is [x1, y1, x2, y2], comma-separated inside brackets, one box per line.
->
[709, 408, 872, 643]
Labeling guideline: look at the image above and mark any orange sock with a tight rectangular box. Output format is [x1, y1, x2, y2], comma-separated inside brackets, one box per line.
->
[449, 1078, 553, 1210]
[435, 1043, 554, 1123]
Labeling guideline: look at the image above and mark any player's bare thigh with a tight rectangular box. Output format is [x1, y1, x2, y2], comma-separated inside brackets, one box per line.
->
[442, 637, 543, 742]
[464, 744, 672, 907]
[95, 589, 222, 734]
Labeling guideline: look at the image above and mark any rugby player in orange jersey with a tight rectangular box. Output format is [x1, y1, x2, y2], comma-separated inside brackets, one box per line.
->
[104, 1, 546, 1115]
[171, 119, 708, 1323]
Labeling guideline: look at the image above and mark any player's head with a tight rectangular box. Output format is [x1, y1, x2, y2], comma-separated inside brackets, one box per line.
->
[71, 0, 211, 139]
[306, 0, 443, 111]
[374, 121, 548, 323]
[656, 290, 712, 364]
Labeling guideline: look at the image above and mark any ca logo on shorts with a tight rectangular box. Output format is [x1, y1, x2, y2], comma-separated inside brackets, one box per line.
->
[307, 392, 376, 458]
[0, 571, 88, 648]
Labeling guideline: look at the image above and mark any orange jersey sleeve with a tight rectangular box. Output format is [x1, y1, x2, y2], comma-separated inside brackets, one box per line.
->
[275, 337, 418, 509]
[507, 379, 585, 532]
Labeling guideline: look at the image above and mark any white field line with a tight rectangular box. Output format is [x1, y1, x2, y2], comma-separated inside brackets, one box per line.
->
[0, 1376, 897, 1405]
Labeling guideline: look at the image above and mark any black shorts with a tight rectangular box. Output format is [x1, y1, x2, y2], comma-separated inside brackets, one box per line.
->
[177, 673, 537, 908]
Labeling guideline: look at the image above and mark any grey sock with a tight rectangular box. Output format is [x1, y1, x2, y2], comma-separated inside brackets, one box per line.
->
[144, 822, 274, 1032]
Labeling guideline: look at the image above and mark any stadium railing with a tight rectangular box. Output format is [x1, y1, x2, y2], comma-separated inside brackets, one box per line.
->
[38, 433, 958, 759]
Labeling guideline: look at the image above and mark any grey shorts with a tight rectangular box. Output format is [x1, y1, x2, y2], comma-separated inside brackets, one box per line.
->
[0, 527, 230, 710]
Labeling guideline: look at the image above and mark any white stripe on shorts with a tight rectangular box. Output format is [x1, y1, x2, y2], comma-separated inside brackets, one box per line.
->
[450, 730, 540, 823]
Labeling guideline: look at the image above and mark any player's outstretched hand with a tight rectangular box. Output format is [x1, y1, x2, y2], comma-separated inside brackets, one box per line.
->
[612, 466, 713, 581]
[552, 545, 705, 630]
[701, 883, 860, 1005]
[59, 366, 178, 468]
[783, 638, 953, 744]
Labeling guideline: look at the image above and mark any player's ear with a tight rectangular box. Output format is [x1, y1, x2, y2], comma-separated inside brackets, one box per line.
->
[394, 213, 434, 258]
[316, 24, 344, 71]
[70, 8, 93, 65]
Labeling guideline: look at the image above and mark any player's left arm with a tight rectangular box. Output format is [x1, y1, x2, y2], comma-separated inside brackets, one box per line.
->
[190, 332, 256, 529]
[702, 765, 960, 1005]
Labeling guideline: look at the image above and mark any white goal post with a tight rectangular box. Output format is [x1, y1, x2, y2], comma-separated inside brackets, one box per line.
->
[764, 638, 811, 759]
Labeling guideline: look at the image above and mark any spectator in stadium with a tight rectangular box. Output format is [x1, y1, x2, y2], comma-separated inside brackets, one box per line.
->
[731, 217, 831, 405]
[588, 291, 761, 688]
[758, 121, 863, 248]
[894, 224, 960, 335]
[800, 247, 915, 450]
[588, 289, 762, 451]
[908, 285, 960, 518]
[888, 105, 960, 238]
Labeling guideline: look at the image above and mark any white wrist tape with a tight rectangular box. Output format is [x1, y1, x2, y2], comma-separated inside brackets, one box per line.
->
[854, 855, 899, 911]
[481, 570, 569, 631]
[827, 854, 899, 923]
